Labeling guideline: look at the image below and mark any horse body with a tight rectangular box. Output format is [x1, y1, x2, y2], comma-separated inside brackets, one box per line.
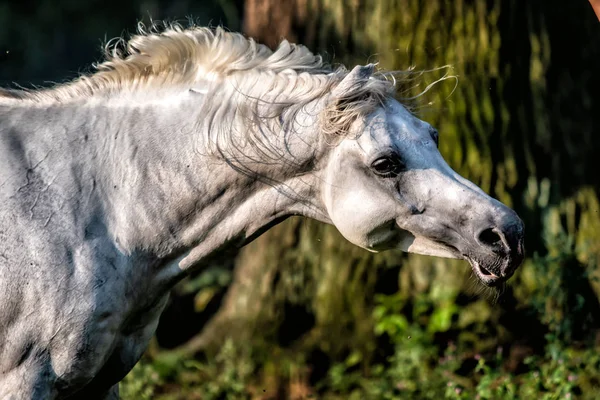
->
[0, 25, 524, 398]
[0, 101, 175, 397]
[0, 76, 326, 398]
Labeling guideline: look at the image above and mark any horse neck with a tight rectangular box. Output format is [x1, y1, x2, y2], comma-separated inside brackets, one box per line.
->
[77, 89, 330, 267]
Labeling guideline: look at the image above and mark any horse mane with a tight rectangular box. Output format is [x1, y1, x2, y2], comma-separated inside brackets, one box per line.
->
[2, 23, 389, 99]
[67, 23, 336, 98]
[0, 23, 400, 140]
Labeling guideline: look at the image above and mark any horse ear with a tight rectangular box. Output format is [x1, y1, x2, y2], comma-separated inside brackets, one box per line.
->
[330, 64, 376, 99]
[322, 64, 378, 137]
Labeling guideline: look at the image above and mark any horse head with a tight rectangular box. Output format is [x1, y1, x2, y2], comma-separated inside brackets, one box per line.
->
[318, 65, 524, 286]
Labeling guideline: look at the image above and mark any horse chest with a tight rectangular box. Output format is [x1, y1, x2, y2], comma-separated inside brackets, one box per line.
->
[51, 255, 169, 384]
[43, 263, 169, 397]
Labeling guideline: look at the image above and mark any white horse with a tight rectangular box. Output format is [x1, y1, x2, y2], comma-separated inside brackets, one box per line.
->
[0, 24, 524, 399]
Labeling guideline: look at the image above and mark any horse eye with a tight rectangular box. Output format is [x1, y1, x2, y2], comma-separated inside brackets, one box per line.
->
[371, 156, 404, 177]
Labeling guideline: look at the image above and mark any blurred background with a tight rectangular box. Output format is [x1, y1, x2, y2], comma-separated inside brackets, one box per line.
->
[1, 0, 599, 398]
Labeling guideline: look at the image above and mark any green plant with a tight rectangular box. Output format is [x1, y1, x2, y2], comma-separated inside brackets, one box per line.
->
[120, 361, 162, 400]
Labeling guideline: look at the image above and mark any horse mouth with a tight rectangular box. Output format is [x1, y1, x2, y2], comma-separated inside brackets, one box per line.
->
[389, 232, 515, 287]
[465, 257, 504, 287]
[406, 239, 506, 287]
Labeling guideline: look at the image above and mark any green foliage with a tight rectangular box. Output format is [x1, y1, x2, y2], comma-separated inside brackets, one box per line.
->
[122, 339, 257, 400]
[182, 339, 255, 400]
[120, 361, 162, 400]
[314, 245, 600, 400]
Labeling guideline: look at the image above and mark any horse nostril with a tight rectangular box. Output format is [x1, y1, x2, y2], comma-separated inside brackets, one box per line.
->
[478, 228, 503, 248]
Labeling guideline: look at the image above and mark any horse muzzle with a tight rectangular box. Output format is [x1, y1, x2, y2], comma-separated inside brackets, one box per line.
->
[464, 215, 525, 286]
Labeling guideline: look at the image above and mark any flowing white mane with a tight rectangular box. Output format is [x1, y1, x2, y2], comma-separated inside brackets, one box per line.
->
[3, 23, 392, 101]
[1, 23, 400, 141]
